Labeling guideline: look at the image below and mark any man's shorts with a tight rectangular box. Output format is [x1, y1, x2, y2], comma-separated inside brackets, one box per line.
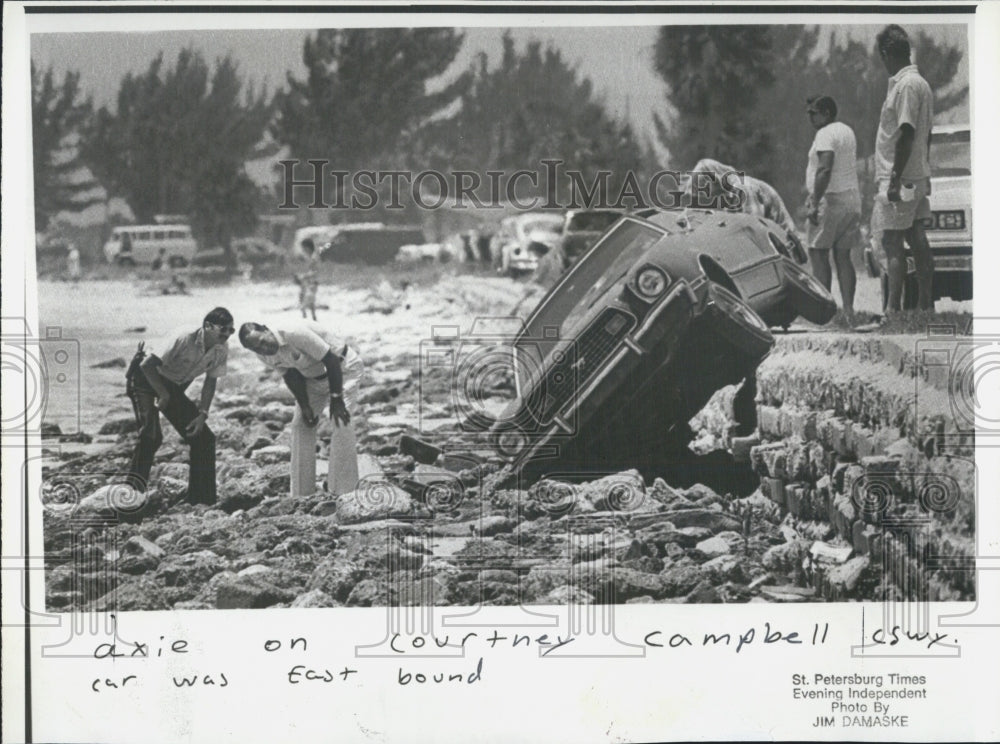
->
[807, 190, 862, 254]
[871, 177, 931, 234]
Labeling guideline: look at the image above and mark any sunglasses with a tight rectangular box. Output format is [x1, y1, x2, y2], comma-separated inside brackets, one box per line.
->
[208, 322, 235, 336]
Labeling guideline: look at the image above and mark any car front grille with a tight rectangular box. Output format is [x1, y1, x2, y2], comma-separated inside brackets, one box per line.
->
[531, 307, 636, 423]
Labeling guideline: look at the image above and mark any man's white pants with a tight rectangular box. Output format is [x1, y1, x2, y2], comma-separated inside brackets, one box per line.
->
[290, 348, 362, 497]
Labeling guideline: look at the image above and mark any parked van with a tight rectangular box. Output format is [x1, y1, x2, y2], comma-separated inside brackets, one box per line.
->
[103, 225, 198, 266]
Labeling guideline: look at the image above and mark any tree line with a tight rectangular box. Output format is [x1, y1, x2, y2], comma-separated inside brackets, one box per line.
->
[34, 26, 966, 250]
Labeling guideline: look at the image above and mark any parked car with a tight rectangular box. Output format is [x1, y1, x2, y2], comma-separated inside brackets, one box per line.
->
[489, 212, 565, 276]
[877, 124, 971, 309]
[103, 224, 197, 267]
[484, 209, 834, 480]
[233, 237, 285, 266]
[319, 224, 426, 264]
[559, 209, 625, 265]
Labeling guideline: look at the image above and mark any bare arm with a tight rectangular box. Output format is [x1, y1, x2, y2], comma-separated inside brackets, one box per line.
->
[888, 123, 916, 200]
[811, 151, 834, 204]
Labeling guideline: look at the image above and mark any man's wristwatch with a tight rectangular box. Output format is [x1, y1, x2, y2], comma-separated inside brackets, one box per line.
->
[330, 393, 343, 400]
[198, 408, 209, 417]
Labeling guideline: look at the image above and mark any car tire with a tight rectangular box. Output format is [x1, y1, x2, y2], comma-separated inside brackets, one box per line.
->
[783, 261, 837, 325]
[169, 256, 189, 268]
[117, 256, 135, 267]
[706, 283, 774, 360]
[786, 230, 809, 264]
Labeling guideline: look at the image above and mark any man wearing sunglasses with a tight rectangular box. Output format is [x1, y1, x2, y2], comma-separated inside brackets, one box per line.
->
[125, 307, 234, 505]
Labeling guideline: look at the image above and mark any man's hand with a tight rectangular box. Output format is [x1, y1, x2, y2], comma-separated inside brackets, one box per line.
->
[301, 404, 319, 428]
[156, 391, 171, 411]
[185, 411, 207, 437]
[887, 173, 902, 203]
[330, 396, 351, 427]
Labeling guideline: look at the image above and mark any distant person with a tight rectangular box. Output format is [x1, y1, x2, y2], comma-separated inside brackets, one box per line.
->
[295, 238, 319, 320]
[804, 94, 861, 322]
[66, 243, 81, 283]
[151, 247, 167, 271]
[124, 307, 234, 505]
[872, 24, 934, 313]
[239, 319, 363, 497]
[687, 158, 797, 234]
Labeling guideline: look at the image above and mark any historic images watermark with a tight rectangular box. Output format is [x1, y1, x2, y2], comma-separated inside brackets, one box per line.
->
[277, 159, 750, 212]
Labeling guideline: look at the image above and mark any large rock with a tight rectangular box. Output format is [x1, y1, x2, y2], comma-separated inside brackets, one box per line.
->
[117, 535, 165, 575]
[660, 565, 703, 597]
[215, 575, 296, 609]
[306, 558, 367, 603]
[76, 483, 165, 521]
[292, 589, 339, 608]
[694, 536, 732, 560]
[99, 417, 139, 436]
[335, 483, 414, 524]
[577, 470, 651, 513]
[155, 550, 226, 587]
[250, 445, 292, 465]
[661, 509, 741, 533]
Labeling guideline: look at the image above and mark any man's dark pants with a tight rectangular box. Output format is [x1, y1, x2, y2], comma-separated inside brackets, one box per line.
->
[127, 371, 217, 504]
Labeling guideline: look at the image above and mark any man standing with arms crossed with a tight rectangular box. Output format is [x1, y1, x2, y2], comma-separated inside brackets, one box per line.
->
[872, 24, 934, 314]
[125, 307, 233, 505]
[804, 94, 861, 324]
[239, 319, 362, 497]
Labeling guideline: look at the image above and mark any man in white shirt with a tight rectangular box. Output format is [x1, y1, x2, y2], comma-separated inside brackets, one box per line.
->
[239, 319, 363, 497]
[804, 94, 861, 321]
[872, 24, 934, 312]
[126, 307, 233, 504]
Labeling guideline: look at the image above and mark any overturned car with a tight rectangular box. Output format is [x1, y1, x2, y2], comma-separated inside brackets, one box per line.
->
[484, 208, 835, 481]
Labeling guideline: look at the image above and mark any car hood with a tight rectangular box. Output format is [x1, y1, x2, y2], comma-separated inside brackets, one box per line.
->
[929, 175, 971, 210]
[516, 227, 704, 362]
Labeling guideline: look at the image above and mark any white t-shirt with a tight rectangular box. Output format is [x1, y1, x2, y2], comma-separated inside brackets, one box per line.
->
[256, 320, 346, 379]
[806, 121, 860, 195]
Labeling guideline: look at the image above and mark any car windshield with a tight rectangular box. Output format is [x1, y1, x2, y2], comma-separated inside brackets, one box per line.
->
[930, 129, 971, 177]
[567, 211, 621, 232]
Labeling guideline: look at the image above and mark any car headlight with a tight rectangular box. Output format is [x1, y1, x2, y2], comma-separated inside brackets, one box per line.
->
[636, 266, 669, 298]
[495, 429, 527, 457]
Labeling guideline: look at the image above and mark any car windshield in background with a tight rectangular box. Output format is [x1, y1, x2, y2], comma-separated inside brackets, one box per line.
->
[930, 129, 971, 177]
[567, 211, 621, 232]
[522, 218, 563, 235]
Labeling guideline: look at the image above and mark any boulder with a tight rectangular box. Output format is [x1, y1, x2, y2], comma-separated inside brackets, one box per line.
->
[155, 550, 226, 588]
[305, 558, 367, 603]
[336, 483, 414, 524]
[577, 470, 651, 513]
[99, 417, 139, 436]
[660, 509, 741, 533]
[291, 589, 339, 608]
[250, 445, 292, 465]
[215, 575, 296, 609]
[695, 536, 732, 560]
[660, 565, 703, 597]
[118, 535, 165, 575]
